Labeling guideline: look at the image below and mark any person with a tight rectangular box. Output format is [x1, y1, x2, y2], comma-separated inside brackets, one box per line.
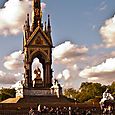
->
[41, 106, 48, 115]
[68, 107, 72, 115]
[49, 107, 55, 115]
[86, 110, 92, 115]
[37, 104, 41, 115]
[29, 108, 35, 115]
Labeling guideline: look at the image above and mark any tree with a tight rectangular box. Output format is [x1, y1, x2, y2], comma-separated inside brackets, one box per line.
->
[109, 82, 115, 97]
[0, 88, 16, 101]
[64, 82, 107, 103]
[64, 88, 77, 99]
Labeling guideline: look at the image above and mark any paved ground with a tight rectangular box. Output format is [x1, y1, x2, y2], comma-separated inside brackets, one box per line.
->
[0, 97, 21, 104]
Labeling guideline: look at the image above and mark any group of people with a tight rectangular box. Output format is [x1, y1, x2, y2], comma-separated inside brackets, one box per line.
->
[29, 105, 93, 115]
[28, 88, 114, 115]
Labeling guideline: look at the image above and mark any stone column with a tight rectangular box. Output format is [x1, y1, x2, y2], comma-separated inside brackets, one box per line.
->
[28, 62, 32, 88]
[45, 62, 52, 88]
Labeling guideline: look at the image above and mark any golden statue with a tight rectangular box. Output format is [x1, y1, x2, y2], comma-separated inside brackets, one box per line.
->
[34, 67, 43, 87]
[34, 67, 41, 79]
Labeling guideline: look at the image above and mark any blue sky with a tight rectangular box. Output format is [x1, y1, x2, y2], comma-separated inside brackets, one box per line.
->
[0, 0, 115, 89]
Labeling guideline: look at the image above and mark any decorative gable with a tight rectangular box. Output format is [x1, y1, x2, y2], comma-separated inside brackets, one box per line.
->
[27, 27, 52, 46]
[30, 33, 48, 46]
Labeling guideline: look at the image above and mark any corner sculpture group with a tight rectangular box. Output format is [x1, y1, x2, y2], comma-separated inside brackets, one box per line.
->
[99, 88, 114, 114]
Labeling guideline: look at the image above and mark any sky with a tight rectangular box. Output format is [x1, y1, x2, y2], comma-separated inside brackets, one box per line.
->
[0, 0, 115, 89]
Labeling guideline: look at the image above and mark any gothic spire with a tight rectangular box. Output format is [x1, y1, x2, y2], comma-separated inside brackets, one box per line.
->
[47, 14, 51, 37]
[32, 0, 42, 31]
[27, 13, 30, 29]
[44, 21, 47, 33]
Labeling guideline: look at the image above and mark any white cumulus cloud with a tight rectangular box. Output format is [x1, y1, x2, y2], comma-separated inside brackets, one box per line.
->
[100, 15, 115, 47]
[62, 69, 71, 80]
[56, 69, 70, 81]
[0, 70, 6, 76]
[79, 58, 115, 85]
[53, 41, 88, 88]
[4, 50, 23, 70]
[0, 0, 32, 35]
[0, 0, 46, 36]
[0, 70, 22, 85]
[53, 41, 88, 64]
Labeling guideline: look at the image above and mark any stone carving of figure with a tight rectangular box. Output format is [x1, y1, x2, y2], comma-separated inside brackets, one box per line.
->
[99, 88, 114, 113]
[100, 88, 114, 106]
[102, 88, 114, 101]
[51, 79, 60, 98]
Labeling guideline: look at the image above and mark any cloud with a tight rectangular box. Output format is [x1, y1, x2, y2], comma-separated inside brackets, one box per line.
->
[4, 50, 23, 70]
[1, 50, 44, 87]
[62, 69, 71, 80]
[79, 58, 115, 85]
[53, 41, 88, 88]
[0, 0, 31, 35]
[0, 70, 6, 77]
[2, 40, 115, 88]
[55, 65, 85, 89]
[41, 2, 46, 11]
[56, 69, 70, 81]
[1, 41, 115, 88]
[96, 1, 107, 12]
[0, 70, 22, 85]
[100, 15, 115, 47]
[99, 1, 107, 11]
[91, 44, 104, 50]
[53, 41, 115, 88]
[0, 50, 23, 86]
[0, 0, 46, 36]
[56, 66, 78, 81]
[53, 41, 88, 64]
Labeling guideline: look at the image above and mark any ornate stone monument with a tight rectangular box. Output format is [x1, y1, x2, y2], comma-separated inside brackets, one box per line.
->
[22, 0, 62, 97]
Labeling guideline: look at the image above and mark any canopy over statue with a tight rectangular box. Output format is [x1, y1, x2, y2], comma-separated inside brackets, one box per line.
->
[22, 0, 62, 97]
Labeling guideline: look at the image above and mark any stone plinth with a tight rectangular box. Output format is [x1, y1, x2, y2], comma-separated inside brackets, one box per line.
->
[34, 77, 43, 88]
[23, 88, 52, 96]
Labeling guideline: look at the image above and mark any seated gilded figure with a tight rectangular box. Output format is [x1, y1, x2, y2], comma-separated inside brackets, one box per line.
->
[33, 67, 43, 87]
[34, 67, 41, 79]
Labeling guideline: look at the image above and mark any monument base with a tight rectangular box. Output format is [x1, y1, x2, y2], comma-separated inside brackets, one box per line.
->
[34, 78, 43, 88]
[23, 88, 52, 96]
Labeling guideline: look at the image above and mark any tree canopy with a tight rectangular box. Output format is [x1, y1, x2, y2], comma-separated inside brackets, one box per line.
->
[64, 82, 115, 103]
[0, 88, 16, 101]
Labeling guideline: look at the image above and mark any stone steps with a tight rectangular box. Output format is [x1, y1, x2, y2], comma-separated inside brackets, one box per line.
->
[0, 97, 21, 104]
[18, 95, 74, 104]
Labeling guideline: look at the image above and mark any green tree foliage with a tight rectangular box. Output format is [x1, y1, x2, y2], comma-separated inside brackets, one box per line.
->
[0, 88, 16, 101]
[64, 88, 77, 99]
[108, 82, 115, 97]
[64, 82, 108, 103]
[76, 82, 106, 102]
